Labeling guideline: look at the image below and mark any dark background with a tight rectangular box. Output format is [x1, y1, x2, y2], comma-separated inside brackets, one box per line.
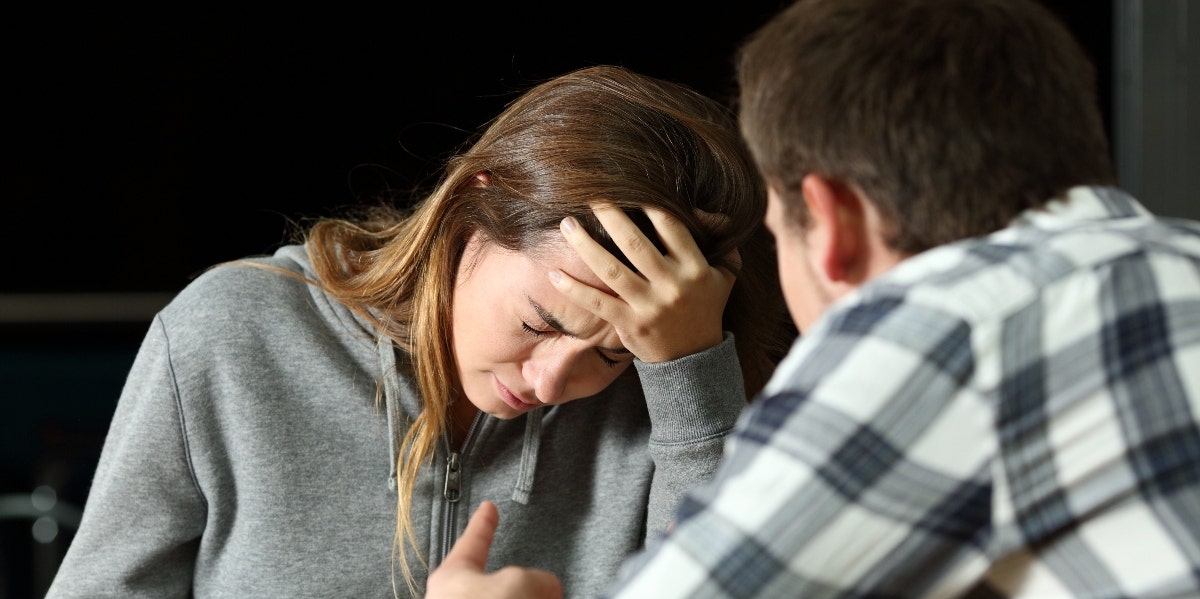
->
[4, 2, 1112, 299]
[1, 2, 1112, 596]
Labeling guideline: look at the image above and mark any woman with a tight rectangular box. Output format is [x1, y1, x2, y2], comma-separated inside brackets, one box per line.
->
[46, 65, 792, 598]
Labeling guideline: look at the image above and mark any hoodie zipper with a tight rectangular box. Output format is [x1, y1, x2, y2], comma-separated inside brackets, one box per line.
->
[441, 412, 481, 561]
[444, 452, 462, 502]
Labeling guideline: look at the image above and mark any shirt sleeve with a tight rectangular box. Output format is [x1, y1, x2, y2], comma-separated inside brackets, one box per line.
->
[633, 332, 748, 541]
[46, 316, 206, 598]
[607, 297, 993, 598]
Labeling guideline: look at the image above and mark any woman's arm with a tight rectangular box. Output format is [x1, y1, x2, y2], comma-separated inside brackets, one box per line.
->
[46, 317, 205, 598]
[635, 333, 746, 537]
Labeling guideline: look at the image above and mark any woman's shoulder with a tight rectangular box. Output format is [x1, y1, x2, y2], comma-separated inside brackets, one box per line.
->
[156, 244, 352, 342]
[168, 245, 309, 308]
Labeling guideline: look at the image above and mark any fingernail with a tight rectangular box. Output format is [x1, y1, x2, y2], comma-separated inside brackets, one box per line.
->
[548, 270, 562, 284]
[560, 217, 577, 233]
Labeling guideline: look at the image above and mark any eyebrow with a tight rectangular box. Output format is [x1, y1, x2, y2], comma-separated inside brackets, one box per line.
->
[528, 298, 632, 355]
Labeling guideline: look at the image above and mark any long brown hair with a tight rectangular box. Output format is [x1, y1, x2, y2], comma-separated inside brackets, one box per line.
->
[304, 64, 791, 593]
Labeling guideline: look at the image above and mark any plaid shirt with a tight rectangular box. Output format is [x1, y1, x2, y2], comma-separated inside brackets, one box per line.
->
[606, 186, 1200, 598]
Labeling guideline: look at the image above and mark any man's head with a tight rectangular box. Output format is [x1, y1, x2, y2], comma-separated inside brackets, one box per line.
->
[738, 0, 1116, 254]
[737, 0, 1117, 331]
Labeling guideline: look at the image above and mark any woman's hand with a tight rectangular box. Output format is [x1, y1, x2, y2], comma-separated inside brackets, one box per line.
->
[549, 204, 737, 363]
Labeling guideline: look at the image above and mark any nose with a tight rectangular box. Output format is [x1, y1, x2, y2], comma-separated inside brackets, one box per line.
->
[525, 346, 584, 405]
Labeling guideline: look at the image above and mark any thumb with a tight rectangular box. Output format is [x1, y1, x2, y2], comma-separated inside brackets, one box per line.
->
[442, 500, 500, 570]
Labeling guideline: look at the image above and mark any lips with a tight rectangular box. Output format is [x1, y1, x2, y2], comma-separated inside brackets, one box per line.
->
[495, 377, 538, 412]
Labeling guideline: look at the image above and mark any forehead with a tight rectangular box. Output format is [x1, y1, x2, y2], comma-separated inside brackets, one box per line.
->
[463, 233, 613, 296]
[461, 236, 619, 340]
[531, 239, 612, 292]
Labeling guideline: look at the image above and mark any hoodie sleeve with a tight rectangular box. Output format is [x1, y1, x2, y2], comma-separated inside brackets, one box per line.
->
[632, 332, 745, 539]
[46, 316, 205, 598]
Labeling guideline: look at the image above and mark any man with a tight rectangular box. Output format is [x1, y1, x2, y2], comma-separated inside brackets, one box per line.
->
[428, 0, 1200, 596]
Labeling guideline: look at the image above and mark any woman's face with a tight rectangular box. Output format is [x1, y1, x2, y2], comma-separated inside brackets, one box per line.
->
[451, 231, 635, 419]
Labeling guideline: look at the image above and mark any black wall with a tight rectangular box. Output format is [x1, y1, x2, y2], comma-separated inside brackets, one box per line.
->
[5, 2, 1111, 300]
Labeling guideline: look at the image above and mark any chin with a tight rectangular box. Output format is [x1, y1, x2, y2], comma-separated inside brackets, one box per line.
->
[471, 394, 522, 420]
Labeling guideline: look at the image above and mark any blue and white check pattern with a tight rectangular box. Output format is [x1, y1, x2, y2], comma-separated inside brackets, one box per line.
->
[606, 186, 1200, 598]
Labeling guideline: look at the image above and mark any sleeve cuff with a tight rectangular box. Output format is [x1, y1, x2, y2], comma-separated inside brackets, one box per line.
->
[633, 332, 746, 444]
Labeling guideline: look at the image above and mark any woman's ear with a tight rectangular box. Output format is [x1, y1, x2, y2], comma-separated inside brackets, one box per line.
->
[473, 172, 491, 187]
[800, 174, 866, 284]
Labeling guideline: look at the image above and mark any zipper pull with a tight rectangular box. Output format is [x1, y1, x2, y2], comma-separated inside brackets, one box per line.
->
[444, 452, 461, 503]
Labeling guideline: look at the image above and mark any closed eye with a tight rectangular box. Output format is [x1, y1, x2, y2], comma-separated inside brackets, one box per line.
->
[521, 321, 550, 337]
[595, 349, 621, 368]
[526, 321, 622, 368]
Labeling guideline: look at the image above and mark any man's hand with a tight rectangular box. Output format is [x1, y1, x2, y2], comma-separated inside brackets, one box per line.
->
[425, 501, 564, 599]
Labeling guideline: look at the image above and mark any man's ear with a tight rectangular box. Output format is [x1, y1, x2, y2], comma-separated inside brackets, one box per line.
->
[800, 174, 867, 284]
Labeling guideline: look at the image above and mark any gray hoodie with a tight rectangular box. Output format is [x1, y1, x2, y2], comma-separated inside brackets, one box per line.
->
[46, 244, 747, 598]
